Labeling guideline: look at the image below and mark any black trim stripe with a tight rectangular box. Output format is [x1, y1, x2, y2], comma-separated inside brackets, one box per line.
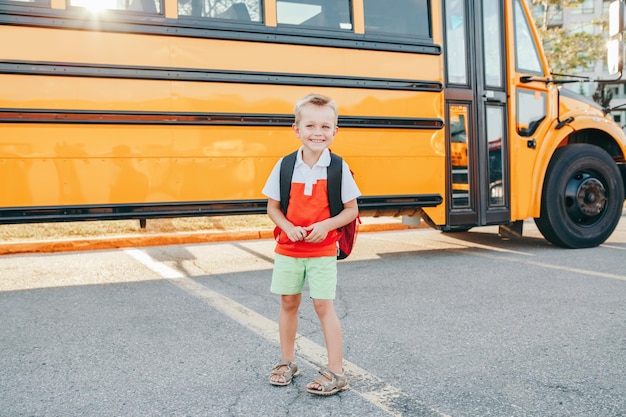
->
[0, 60, 442, 92]
[0, 109, 444, 130]
[0, 195, 443, 224]
[0, 7, 442, 55]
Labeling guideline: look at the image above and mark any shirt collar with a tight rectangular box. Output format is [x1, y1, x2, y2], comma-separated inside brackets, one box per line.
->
[295, 146, 331, 168]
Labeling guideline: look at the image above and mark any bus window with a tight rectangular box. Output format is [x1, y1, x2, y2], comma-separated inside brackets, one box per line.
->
[513, 0, 542, 74]
[178, 0, 261, 21]
[69, 0, 162, 13]
[517, 89, 546, 137]
[450, 104, 471, 208]
[486, 106, 505, 206]
[483, 0, 503, 88]
[276, 0, 352, 30]
[363, 0, 430, 38]
[444, 0, 467, 85]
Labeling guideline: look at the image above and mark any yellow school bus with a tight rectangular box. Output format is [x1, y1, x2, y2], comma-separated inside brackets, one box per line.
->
[1, 0, 625, 248]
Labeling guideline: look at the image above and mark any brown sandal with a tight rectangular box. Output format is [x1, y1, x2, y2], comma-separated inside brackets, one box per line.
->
[306, 368, 349, 396]
[268, 360, 300, 386]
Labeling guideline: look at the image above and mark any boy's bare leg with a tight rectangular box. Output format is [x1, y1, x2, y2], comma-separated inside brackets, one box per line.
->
[307, 299, 343, 390]
[270, 293, 302, 384]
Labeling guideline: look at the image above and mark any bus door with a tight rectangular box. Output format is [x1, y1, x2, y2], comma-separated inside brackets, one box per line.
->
[443, 0, 510, 227]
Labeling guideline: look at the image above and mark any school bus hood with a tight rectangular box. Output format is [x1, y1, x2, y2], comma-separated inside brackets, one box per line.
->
[558, 87, 606, 118]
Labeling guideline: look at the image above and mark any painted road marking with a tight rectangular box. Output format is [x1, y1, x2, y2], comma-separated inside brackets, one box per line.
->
[455, 250, 626, 282]
[368, 235, 626, 283]
[124, 248, 184, 279]
[124, 248, 450, 417]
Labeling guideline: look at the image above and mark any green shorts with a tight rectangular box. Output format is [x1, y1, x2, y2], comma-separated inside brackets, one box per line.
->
[271, 254, 337, 299]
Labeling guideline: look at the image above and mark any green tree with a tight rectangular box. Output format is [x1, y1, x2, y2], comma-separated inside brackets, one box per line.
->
[530, 0, 606, 74]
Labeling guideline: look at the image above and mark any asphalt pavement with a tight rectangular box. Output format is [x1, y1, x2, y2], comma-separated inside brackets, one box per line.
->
[1, 222, 625, 416]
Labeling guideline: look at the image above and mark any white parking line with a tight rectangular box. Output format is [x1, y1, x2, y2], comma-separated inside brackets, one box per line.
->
[125, 248, 451, 417]
[458, 250, 626, 282]
[124, 248, 185, 279]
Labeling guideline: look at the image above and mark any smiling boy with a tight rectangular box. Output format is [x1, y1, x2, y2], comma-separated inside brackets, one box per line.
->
[262, 93, 360, 395]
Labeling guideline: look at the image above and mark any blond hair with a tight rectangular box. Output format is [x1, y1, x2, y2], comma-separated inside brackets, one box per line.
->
[294, 93, 338, 125]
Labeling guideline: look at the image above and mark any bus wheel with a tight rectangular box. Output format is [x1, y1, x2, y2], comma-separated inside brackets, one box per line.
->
[534, 144, 624, 248]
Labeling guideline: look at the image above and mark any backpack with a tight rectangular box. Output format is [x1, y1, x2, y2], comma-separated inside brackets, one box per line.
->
[278, 151, 360, 260]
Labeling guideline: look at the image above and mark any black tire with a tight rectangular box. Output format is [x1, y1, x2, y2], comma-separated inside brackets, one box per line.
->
[534, 144, 624, 248]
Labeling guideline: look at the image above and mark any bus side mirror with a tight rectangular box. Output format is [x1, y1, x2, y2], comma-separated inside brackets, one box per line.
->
[608, 1, 624, 75]
[608, 39, 623, 75]
[610, 1, 624, 37]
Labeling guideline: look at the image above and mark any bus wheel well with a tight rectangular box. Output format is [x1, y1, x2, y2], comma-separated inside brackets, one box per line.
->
[567, 129, 624, 160]
[566, 128, 626, 197]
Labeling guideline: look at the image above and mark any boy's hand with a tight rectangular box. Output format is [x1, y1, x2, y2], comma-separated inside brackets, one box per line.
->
[303, 222, 331, 243]
[286, 225, 308, 242]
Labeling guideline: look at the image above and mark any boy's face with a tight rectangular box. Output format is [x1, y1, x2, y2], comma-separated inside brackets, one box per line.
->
[293, 104, 338, 155]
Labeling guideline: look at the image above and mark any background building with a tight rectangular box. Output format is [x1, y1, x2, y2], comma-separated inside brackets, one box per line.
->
[528, 0, 626, 127]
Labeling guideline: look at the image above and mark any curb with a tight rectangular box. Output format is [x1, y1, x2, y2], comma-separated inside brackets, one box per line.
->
[0, 221, 420, 256]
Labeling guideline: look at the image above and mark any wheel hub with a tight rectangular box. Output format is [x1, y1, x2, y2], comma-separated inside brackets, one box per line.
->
[574, 176, 607, 217]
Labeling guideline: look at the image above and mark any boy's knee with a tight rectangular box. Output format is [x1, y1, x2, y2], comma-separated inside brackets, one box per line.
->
[312, 298, 334, 315]
[281, 294, 302, 311]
